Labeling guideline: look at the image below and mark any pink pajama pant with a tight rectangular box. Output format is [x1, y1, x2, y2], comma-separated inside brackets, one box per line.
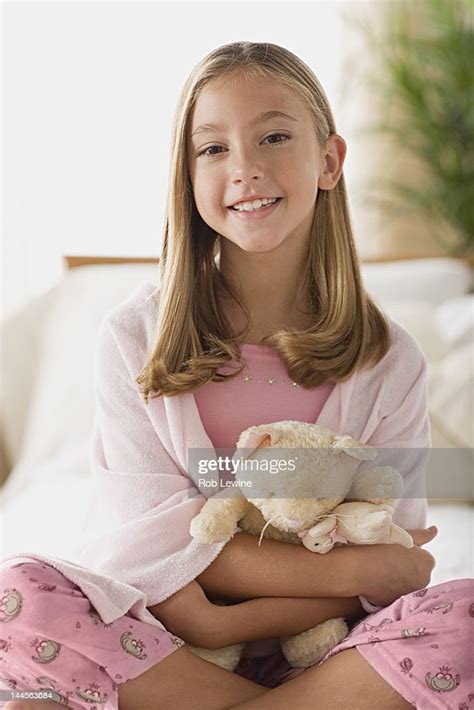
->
[0, 563, 184, 709]
[0, 561, 473, 709]
[235, 577, 474, 709]
[319, 576, 474, 708]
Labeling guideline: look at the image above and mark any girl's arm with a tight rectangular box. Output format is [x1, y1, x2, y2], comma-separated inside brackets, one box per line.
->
[148, 527, 436, 648]
[195, 529, 436, 606]
[148, 579, 365, 649]
[201, 595, 365, 649]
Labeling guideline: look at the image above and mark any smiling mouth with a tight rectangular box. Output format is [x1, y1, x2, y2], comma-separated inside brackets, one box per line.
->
[227, 198, 283, 221]
[228, 197, 282, 212]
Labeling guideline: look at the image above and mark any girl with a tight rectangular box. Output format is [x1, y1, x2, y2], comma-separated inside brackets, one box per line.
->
[1, 41, 472, 710]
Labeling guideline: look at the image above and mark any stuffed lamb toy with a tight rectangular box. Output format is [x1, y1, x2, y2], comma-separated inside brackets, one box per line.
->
[189, 420, 412, 670]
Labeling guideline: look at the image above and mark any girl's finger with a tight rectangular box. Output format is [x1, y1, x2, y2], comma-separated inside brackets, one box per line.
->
[409, 526, 438, 546]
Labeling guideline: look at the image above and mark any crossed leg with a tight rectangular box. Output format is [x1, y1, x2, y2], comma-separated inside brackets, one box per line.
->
[228, 647, 414, 709]
[3, 646, 413, 710]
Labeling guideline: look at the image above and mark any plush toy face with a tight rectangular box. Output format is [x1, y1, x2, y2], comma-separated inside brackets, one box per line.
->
[250, 495, 346, 534]
[233, 420, 378, 534]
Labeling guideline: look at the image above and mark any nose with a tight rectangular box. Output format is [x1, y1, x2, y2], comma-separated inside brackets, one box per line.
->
[230, 145, 265, 185]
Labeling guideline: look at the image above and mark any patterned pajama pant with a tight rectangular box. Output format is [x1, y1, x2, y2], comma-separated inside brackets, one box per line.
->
[0, 562, 473, 710]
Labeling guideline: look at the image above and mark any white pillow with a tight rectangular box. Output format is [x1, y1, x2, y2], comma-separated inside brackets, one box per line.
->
[1, 264, 159, 503]
[427, 342, 474, 449]
[434, 295, 474, 349]
[0, 288, 57, 468]
[361, 258, 472, 306]
[381, 301, 448, 364]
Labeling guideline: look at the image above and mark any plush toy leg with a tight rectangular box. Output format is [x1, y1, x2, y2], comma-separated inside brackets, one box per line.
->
[280, 617, 349, 668]
[187, 643, 246, 672]
[388, 523, 414, 548]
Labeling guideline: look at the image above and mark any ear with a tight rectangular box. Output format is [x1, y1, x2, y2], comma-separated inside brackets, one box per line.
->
[331, 434, 377, 461]
[317, 134, 347, 191]
[235, 427, 282, 458]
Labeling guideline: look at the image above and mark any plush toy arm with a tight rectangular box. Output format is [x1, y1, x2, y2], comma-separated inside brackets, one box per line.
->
[338, 506, 413, 548]
[301, 516, 337, 539]
[190, 489, 250, 544]
[339, 509, 392, 544]
[348, 465, 403, 503]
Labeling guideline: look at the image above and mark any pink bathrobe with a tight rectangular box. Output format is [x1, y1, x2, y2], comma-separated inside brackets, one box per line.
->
[0, 282, 431, 633]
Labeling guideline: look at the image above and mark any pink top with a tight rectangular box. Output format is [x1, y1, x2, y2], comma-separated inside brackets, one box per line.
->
[195, 345, 335, 658]
[194, 343, 335, 452]
[0, 281, 431, 636]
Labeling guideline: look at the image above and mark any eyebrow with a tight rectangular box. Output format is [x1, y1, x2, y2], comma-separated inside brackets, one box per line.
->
[190, 110, 298, 137]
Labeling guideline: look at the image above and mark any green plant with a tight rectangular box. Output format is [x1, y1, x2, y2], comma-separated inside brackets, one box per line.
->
[344, 0, 474, 257]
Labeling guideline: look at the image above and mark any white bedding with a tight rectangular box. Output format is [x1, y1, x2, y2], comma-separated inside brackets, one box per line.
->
[1, 260, 472, 590]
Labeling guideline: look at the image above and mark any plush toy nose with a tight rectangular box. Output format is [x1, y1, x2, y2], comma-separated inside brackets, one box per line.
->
[285, 519, 306, 529]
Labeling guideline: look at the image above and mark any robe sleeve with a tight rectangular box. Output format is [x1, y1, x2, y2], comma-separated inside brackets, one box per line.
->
[357, 332, 431, 531]
[77, 315, 226, 606]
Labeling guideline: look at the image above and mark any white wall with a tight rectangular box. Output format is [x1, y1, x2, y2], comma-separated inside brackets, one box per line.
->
[2, 0, 382, 320]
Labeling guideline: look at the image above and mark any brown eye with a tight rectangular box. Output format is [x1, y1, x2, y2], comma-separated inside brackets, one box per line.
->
[197, 133, 290, 159]
[264, 133, 290, 145]
[197, 145, 225, 158]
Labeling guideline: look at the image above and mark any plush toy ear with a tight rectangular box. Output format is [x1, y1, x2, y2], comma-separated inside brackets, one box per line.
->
[331, 435, 377, 461]
[235, 428, 282, 458]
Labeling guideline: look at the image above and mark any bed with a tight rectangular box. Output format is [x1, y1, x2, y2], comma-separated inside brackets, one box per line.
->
[1, 255, 472, 585]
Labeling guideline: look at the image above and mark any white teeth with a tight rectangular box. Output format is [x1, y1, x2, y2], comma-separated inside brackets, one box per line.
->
[233, 197, 278, 212]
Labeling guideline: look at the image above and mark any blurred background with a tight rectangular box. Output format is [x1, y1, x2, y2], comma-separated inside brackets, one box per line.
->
[1, 1, 473, 581]
[3, 0, 473, 318]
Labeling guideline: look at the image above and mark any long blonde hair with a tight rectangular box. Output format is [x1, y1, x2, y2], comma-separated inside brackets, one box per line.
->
[137, 41, 391, 403]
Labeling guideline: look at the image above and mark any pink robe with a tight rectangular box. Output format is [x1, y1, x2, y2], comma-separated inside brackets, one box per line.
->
[0, 282, 430, 634]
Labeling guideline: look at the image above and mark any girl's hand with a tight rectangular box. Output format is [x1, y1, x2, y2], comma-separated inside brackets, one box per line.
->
[354, 526, 438, 607]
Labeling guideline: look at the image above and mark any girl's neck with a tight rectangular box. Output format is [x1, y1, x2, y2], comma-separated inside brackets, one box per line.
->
[216, 244, 313, 344]
[233, 313, 313, 346]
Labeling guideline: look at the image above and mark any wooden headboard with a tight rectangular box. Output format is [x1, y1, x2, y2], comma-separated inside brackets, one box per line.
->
[64, 253, 448, 270]
[64, 256, 160, 270]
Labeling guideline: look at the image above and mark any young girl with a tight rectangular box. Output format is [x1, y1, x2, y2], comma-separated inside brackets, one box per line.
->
[1, 41, 472, 710]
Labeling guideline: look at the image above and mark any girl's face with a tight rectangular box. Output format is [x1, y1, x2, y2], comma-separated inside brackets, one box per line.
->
[187, 71, 336, 255]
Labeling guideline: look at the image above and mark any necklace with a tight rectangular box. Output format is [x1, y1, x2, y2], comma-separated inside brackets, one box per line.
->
[240, 371, 301, 388]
